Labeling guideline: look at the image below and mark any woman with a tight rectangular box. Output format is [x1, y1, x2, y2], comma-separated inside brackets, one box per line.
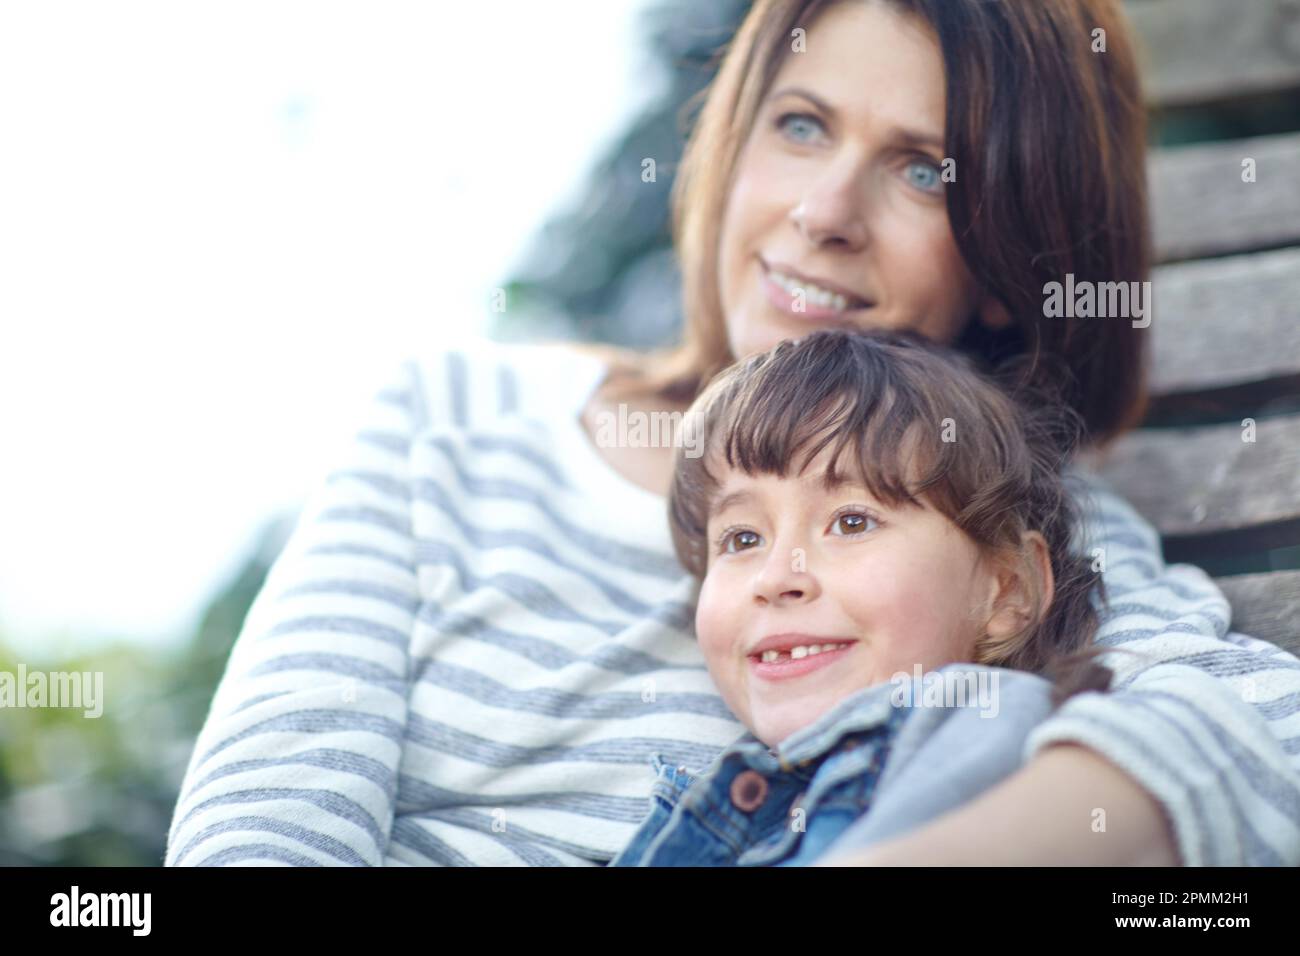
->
[166, 0, 1300, 866]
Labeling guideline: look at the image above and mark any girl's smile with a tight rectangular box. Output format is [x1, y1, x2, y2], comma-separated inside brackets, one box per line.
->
[747, 636, 859, 682]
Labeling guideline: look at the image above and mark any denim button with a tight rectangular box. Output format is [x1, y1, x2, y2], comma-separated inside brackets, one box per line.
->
[729, 769, 768, 812]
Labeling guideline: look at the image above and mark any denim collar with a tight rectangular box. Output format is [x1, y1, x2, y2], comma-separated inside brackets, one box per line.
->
[718, 681, 899, 773]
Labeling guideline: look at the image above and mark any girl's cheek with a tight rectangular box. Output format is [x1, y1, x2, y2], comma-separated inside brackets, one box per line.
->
[849, 558, 933, 627]
[694, 576, 730, 654]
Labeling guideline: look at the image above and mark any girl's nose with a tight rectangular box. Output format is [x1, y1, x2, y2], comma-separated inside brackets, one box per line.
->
[752, 544, 821, 605]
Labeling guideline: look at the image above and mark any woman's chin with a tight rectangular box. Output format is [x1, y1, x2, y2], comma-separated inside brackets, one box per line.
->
[730, 315, 837, 361]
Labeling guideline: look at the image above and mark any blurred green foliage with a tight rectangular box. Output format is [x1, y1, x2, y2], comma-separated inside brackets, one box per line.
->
[0, 515, 291, 865]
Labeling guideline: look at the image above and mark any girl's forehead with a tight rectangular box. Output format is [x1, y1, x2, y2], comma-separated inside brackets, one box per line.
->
[708, 459, 868, 510]
[700, 427, 937, 518]
[705, 429, 858, 479]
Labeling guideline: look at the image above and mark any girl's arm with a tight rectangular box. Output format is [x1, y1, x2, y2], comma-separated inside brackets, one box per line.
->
[818, 466, 1300, 866]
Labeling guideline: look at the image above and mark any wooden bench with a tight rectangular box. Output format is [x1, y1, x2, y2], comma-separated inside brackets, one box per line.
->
[1083, 0, 1300, 655]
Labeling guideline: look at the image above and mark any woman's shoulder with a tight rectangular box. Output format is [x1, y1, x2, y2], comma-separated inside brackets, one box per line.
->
[405, 336, 633, 376]
[395, 336, 634, 431]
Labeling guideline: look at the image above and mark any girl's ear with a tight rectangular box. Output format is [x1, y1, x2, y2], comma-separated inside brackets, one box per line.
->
[983, 531, 1054, 642]
[977, 294, 1013, 331]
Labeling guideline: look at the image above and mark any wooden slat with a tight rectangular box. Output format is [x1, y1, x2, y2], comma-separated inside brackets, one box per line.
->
[1150, 131, 1300, 262]
[1090, 415, 1300, 536]
[1105, 3, 1300, 654]
[1214, 571, 1300, 654]
[1148, 247, 1300, 394]
[1127, 0, 1300, 107]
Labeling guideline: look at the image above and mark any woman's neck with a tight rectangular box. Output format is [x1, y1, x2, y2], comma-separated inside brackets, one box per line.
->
[578, 377, 691, 500]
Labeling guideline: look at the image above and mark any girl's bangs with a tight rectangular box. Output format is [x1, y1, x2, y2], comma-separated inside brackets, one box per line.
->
[704, 380, 953, 514]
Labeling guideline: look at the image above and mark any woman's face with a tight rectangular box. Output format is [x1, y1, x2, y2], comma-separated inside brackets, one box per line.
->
[717, 0, 1000, 361]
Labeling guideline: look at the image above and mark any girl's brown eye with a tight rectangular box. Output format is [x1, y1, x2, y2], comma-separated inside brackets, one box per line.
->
[832, 512, 878, 536]
[716, 528, 761, 555]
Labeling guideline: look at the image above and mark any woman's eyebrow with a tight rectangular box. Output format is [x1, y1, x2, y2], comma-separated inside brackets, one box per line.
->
[769, 85, 943, 151]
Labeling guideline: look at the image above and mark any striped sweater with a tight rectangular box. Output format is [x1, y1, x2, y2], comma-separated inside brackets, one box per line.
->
[165, 338, 1300, 866]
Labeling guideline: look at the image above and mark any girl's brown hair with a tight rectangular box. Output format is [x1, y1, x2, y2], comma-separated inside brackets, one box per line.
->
[669, 327, 1125, 707]
[590, 0, 1151, 449]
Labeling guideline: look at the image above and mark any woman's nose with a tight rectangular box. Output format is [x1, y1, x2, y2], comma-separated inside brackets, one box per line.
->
[789, 159, 870, 251]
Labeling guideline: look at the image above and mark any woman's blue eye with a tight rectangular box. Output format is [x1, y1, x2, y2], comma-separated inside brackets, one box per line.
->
[777, 111, 824, 143]
[904, 159, 943, 194]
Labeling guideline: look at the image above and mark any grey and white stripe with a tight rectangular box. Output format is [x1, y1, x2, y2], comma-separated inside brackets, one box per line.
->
[166, 341, 1300, 866]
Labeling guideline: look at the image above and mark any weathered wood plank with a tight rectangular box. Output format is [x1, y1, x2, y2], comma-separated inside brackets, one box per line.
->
[1090, 415, 1300, 535]
[1214, 571, 1300, 654]
[1150, 131, 1300, 262]
[1148, 247, 1300, 394]
[1127, 0, 1300, 107]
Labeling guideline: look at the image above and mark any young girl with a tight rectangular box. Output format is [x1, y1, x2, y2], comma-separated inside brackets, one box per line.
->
[612, 327, 1128, 866]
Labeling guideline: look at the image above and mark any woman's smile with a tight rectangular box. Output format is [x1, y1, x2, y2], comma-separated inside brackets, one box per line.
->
[758, 255, 873, 323]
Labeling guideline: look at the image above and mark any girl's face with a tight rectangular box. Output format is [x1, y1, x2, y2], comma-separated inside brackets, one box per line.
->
[695, 447, 1001, 748]
[717, 0, 1002, 361]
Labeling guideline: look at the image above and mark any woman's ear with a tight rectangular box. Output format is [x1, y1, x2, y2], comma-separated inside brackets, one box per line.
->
[983, 531, 1054, 641]
[977, 294, 1013, 331]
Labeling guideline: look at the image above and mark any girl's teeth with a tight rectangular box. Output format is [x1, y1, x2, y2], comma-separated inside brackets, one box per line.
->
[758, 643, 849, 663]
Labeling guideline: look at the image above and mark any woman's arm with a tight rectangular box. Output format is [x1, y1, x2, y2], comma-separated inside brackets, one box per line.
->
[818, 742, 1178, 865]
[165, 359, 427, 865]
[818, 466, 1300, 866]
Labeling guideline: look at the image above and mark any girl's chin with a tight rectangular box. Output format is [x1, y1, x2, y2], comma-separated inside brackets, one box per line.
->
[750, 699, 838, 749]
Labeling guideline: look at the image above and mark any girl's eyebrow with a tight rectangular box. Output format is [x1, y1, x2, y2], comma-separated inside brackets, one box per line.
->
[769, 85, 944, 152]
[709, 489, 753, 521]
[708, 474, 875, 521]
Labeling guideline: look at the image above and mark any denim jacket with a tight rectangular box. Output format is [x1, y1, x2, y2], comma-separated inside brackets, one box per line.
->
[609, 664, 1058, 866]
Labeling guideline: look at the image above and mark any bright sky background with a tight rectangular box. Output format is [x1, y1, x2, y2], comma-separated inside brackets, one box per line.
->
[0, 0, 662, 662]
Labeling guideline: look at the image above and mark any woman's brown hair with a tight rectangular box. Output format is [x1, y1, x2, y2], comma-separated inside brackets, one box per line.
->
[669, 327, 1131, 706]
[590, 0, 1151, 449]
